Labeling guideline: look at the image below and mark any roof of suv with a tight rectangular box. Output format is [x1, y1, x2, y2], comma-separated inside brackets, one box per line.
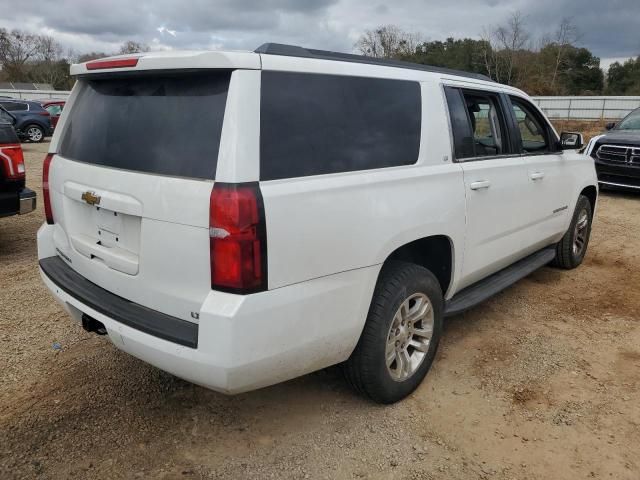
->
[254, 43, 493, 82]
[71, 43, 494, 83]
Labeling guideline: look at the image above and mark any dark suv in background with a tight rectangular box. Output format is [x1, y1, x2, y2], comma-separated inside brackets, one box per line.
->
[587, 108, 640, 192]
[0, 99, 53, 143]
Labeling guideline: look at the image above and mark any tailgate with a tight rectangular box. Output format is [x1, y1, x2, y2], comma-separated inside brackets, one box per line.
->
[47, 72, 231, 322]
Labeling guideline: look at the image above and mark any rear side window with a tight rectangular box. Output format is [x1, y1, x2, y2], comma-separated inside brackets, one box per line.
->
[445, 87, 510, 159]
[59, 72, 230, 179]
[463, 92, 506, 157]
[260, 71, 421, 180]
[1, 102, 28, 112]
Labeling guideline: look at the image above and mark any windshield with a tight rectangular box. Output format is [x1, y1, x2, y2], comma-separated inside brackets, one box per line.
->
[616, 109, 640, 130]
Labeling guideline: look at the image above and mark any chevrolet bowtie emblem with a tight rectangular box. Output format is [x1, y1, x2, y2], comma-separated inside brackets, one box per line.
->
[81, 191, 101, 206]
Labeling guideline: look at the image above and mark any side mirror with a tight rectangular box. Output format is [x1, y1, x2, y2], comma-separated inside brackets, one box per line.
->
[560, 132, 584, 150]
[605, 122, 616, 130]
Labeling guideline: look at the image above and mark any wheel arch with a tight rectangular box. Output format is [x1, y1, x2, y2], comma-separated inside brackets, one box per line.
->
[382, 235, 454, 297]
[580, 185, 598, 213]
[24, 122, 46, 133]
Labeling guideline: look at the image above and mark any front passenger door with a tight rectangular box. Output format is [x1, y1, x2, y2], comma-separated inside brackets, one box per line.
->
[445, 87, 532, 290]
[506, 96, 571, 245]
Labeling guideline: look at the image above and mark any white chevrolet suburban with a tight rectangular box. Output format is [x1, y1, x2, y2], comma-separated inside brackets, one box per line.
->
[37, 44, 598, 403]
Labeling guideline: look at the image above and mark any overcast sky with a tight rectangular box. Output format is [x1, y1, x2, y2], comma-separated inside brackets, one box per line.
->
[0, 0, 638, 69]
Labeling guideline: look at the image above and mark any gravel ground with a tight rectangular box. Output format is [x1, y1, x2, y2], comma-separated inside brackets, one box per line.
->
[1, 142, 639, 480]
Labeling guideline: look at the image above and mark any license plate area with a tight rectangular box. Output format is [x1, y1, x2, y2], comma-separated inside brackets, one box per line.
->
[95, 207, 124, 248]
[61, 184, 142, 275]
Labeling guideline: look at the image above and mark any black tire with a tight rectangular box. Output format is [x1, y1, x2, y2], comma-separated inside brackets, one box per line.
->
[24, 124, 45, 143]
[552, 194, 593, 269]
[343, 261, 443, 404]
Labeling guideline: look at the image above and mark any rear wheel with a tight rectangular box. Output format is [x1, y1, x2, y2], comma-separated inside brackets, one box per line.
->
[25, 124, 44, 143]
[343, 261, 443, 404]
[553, 195, 593, 269]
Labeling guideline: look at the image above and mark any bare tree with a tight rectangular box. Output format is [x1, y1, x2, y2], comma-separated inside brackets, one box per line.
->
[37, 35, 63, 62]
[549, 18, 580, 90]
[76, 51, 110, 63]
[0, 29, 41, 79]
[355, 25, 420, 59]
[493, 11, 530, 85]
[30, 35, 68, 88]
[479, 27, 501, 82]
[119, 40, 150, 55]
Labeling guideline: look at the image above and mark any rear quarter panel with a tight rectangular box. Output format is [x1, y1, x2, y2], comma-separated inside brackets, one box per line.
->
[260, 80, 466, 297]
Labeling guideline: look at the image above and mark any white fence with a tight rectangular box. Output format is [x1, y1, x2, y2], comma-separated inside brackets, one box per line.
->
[532, 96, 640, 120]
[0, 89, 71, 100]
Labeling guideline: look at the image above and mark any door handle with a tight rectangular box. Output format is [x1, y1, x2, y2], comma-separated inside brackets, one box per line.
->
[470, 180, 491, 190]
[530, 171, 545, 181]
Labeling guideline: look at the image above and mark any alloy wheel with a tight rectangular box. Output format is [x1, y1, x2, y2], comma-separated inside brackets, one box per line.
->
[27, 126, 43, 142]
[385, 292, 434, 382]
[573, 208, 589, 257]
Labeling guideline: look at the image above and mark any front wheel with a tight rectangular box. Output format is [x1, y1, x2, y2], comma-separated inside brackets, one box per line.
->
[343, 261, 443, 404]
[552, 194, 593, 269]
[25, 124, 45, 143]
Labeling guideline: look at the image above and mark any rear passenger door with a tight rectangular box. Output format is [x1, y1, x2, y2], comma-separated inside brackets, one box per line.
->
[505, 96, 571, 243]
[444, 86, 531, 289]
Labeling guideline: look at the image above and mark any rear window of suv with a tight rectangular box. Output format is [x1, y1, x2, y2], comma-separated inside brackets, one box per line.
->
[260, 71, 421, 180]
[59, 72, 230, 179]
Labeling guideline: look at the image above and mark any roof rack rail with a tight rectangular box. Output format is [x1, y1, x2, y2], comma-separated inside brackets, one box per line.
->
[254, 43, 494, 82]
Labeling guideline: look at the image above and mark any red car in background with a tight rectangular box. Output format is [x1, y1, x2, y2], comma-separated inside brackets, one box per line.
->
[0, 106, 36, 217]
[38, 99, 66, 129]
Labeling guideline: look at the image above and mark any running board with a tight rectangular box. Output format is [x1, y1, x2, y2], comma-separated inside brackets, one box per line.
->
[444, 247, 556, 317]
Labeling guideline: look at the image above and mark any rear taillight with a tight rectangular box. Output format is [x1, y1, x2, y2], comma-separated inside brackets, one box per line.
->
[43, 153, 54, 224]
[209, 183, 267, 294]
[0, 144, 26, 180]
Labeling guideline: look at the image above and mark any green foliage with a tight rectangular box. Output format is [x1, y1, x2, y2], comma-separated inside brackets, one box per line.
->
[399, 37, 604, 95]
[560, 47, 604, 95]
[606, 57, 640, 95]
[401, 38, 490, 76]
[534, 44, 604, 95]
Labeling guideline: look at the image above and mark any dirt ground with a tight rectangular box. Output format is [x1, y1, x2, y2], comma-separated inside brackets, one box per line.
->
[1, 142, 639, 480]
[551, 119, 608, 144]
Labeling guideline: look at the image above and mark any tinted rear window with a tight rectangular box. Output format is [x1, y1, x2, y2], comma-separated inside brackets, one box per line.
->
[1, 102, 28, 112]
[260, 71, 421, 180]
[60, 72, 230, 179]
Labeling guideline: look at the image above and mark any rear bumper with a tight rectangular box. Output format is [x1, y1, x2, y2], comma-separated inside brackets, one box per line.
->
[38, 248, 378, 394]
[40, 256, 198, 347]
[0, 187, 36, 217]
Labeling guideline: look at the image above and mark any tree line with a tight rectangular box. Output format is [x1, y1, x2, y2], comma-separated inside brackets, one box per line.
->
[1, 17, 638, 95]
[356, 14, 639, 96]
[0, 29, 149, 90]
